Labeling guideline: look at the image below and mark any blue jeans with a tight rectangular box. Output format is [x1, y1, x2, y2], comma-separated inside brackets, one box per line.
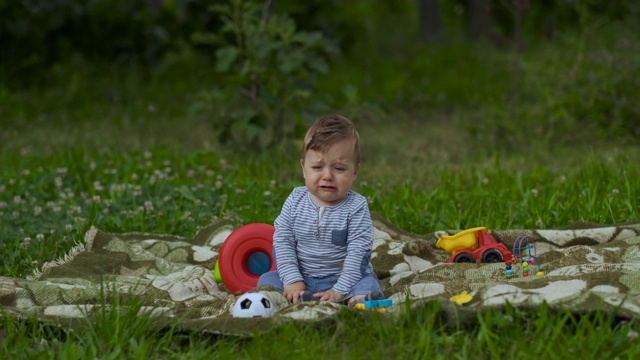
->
[257, 270, 383, 300]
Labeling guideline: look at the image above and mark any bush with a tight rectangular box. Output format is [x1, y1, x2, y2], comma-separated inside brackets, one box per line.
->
[0, 0, 217, 81]
[190, 0, 338, 150]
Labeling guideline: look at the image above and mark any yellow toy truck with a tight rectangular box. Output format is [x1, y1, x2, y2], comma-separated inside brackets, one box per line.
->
[436, 227, 513, 264]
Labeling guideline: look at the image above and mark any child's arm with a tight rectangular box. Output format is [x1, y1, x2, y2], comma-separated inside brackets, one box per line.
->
[331, 198, 374, 295]
[273, 190, 306, 303]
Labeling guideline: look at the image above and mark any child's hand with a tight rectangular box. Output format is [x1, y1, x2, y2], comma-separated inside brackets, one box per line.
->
[283, 281, 306, 304]
[314, 289, 345, 303]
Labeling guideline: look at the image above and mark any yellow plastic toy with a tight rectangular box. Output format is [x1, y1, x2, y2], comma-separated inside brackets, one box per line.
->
[436, 226, 515, 264]
[353, 303, 388, 312]
[450, 291, 473, 306]
[436, 227, 488, 254]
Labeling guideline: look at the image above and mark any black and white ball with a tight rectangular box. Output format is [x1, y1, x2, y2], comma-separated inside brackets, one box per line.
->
[232, 293, 275, 318]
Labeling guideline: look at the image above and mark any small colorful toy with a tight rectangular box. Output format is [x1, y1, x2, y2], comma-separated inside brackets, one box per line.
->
[353, 299, 393, 312]
[450, 291, 473, 306]
[436, 227, 544, 279]
[436, 227, 513, 264]
[215, 223, 276, 294]
[510, 236, 544, 277]
[232, 292, 275, 318]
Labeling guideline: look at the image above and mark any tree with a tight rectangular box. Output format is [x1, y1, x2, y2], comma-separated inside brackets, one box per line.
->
[466, 0, 495, 42]
[418, 0, 443, 43]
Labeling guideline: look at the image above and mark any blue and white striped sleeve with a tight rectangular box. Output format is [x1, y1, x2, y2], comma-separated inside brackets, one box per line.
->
[332, 196, 374, 294]
[273, 190, 304, 286]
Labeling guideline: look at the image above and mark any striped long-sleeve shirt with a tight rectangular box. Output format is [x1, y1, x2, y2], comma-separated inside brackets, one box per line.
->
[273, 186, 374, 295]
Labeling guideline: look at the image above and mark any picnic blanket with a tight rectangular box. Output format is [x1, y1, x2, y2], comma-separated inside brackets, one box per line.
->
[2, 214, 640, 336]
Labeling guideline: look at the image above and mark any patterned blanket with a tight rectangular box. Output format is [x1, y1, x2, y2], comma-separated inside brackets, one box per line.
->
[2, 215, 640, 336]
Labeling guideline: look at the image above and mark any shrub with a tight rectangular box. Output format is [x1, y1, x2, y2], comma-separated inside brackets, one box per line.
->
[190, 0, 338, 150]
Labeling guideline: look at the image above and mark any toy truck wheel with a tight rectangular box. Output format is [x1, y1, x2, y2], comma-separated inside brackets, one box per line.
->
[481, 249, 503, 263]
[453, 253, 475, 263]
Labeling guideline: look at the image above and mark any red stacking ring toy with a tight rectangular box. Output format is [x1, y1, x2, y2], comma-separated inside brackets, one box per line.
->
[218, 223, 276, 294]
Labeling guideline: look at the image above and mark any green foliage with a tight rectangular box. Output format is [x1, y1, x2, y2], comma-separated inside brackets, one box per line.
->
[190, 0, 338, 150]
[1, 129, 638, 277]
[1, 53, 640, 358]
[472, 19, 640, 149]
[322, 17, 640, 150]
[2, 5, 640, 357]
[3, 299, 640, 358]
[362, 155, 639, 234]
[0, 147, 298, 278]
[0, 0, 216, 82]
[0, 290, 228, 358]
[3, 0, 638, 149]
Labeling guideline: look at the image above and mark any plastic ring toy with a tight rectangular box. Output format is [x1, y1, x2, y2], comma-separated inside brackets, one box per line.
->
[218, 223, 276, 294]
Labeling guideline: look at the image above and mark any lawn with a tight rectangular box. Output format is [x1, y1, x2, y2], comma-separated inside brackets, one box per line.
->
[1, 33, 640, 358]
[2, 83, 639, 359]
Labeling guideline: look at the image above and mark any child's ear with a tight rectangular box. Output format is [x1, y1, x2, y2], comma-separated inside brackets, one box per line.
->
[300, 158, 306, 178]
[354, 163, 360, 176]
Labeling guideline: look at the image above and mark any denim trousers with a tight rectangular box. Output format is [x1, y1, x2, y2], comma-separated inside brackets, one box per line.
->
[257, 270, 383, 300]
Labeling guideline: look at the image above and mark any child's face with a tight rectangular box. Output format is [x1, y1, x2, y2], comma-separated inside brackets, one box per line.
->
[301, 139, 360, 207]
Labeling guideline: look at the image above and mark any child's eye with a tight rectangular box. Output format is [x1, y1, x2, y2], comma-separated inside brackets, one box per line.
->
[335, 167, 346, 172]
[312, 166, 323, 170]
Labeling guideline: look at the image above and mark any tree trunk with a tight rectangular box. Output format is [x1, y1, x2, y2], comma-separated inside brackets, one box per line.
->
[144, 0, 163, 15]
[418, 0, 443, 43]
[466, 0, 494, 41]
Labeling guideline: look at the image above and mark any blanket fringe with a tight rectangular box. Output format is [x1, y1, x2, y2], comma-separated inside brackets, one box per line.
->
[27, 226, 98, 280]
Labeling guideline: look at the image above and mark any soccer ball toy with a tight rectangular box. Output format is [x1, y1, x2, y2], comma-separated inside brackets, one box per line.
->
[232, 293, 275, 318]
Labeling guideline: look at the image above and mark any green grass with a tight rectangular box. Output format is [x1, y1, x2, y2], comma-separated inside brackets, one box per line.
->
[2, 29, 640, 357]
[2, 130, 637, 278]
[2, 298, 639, 358]
[1, 113, 638, 358]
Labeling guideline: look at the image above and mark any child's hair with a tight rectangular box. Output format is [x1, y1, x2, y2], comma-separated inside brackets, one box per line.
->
[302, 114, 361, 164]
